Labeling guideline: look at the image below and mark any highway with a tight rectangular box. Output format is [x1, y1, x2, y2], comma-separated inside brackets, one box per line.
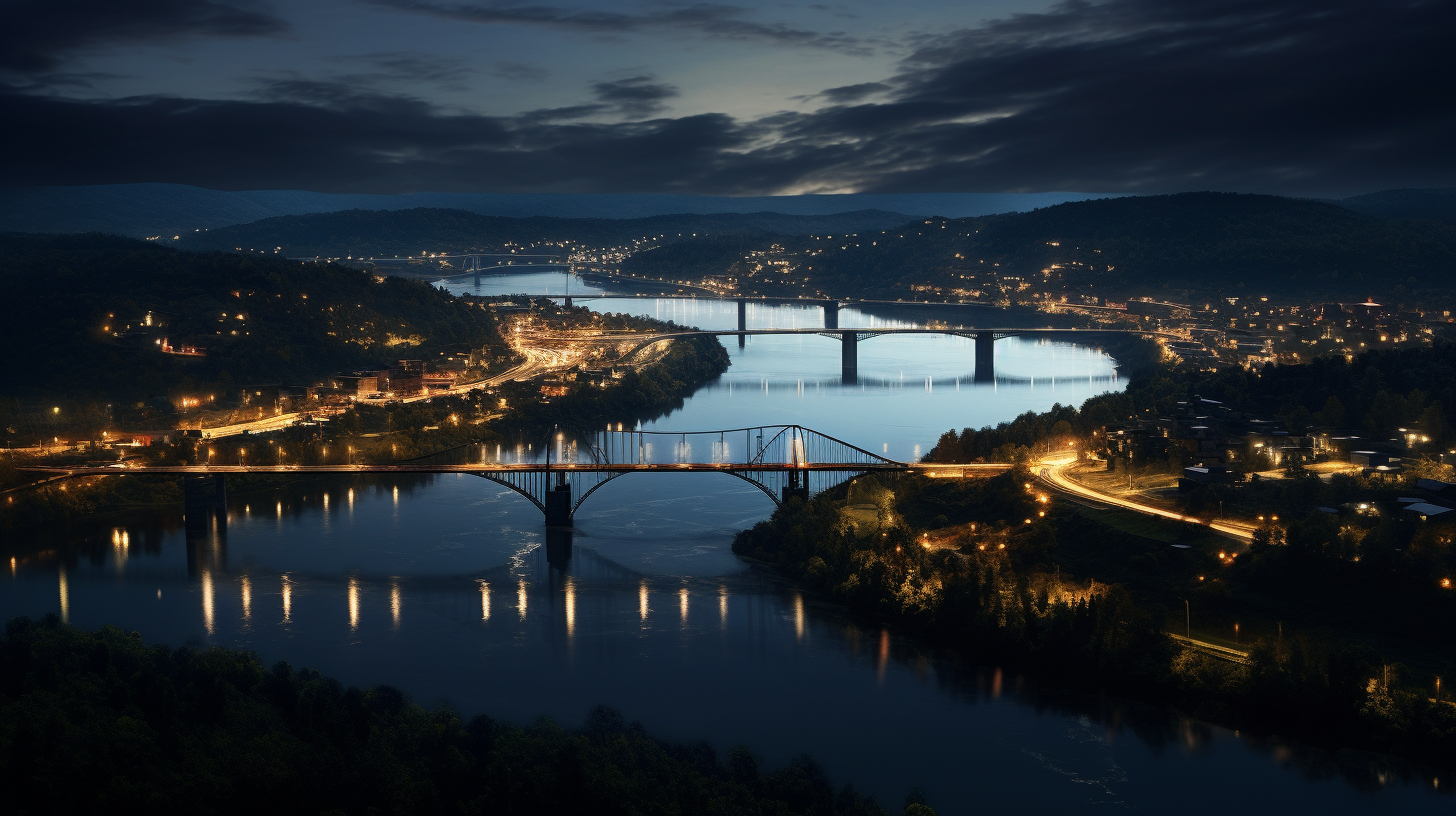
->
[1037, 453, 1255, 542]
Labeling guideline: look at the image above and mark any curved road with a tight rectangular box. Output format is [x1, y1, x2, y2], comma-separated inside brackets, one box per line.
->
[1037, 453, 1255, 542]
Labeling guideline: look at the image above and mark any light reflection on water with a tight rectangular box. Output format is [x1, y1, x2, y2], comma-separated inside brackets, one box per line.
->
[1, 272, 1445, 813]
[7, 497, 1447, 814]
[4, 478, 1448, 814]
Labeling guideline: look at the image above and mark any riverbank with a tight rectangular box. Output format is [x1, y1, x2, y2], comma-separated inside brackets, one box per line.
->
[0, 615, 926, 816]
[732, 469, 1456, 773]
[0, 334, 730, 531]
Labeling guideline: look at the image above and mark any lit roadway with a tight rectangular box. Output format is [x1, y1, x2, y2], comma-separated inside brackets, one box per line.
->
[25, 462, 1012, 478]
[1036, 453, 1255, 542]
[195, 325, 640, 440]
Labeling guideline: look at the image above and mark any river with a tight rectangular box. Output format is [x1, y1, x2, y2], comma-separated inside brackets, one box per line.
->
[2, 272, 1444, 814]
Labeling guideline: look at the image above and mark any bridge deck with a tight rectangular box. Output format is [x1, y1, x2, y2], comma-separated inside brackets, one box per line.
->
[22, 463, 1009, 477]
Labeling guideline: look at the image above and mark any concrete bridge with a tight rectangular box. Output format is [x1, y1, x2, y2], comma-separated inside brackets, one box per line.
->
[619, 327, 1175, 383]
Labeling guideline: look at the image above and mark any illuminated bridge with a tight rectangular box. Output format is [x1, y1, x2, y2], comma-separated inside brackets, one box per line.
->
[619, 327, 1179, 383]
[21, 425, 1007, 565]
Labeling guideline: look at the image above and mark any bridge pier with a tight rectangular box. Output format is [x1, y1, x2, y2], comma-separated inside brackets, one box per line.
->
[563, 295, 573, 308]
[824, 302, 839, 330]
[974, 333, 995, 382]
[545, 482, 573, 527]
[782, 469, 810, 505]
[736, 299, 747, 347]
[183, 474, 227, 531]
[840, 331, 858, 384]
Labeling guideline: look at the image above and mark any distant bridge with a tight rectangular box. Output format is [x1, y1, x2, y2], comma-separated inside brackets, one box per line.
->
[619, 327, 1177, 383]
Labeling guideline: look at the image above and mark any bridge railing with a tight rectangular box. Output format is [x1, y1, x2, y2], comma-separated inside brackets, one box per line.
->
[402, 425, 902, 470]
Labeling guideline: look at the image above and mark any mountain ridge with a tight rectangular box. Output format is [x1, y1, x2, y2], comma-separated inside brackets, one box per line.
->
[0, 184, 1114, 238]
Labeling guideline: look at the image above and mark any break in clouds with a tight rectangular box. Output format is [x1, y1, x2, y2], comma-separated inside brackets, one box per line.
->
[0, 0, 1452, 195]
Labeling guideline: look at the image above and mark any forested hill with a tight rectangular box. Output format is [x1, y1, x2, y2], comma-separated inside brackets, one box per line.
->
[174, 207, 916, 258]
[792, 192, 1456, 302]
[0, 233, 505, 405]
[1340, 188, 1456, 226]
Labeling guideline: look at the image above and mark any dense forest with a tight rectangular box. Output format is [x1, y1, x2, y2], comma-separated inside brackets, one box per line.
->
[0, 232, 507, 407]
[1341, 188, 1456, 226]
[0, 617, 915, 815]
[175, 208, 914, 258]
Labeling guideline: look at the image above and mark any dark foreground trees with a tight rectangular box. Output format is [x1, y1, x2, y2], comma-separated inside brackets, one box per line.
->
[0, 616, 903, 816]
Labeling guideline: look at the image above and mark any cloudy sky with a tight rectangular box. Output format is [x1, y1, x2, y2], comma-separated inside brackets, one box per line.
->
[1, 0, 1451, 196]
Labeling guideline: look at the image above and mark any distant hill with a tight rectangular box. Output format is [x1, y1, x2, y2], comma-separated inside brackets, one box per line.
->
[694, 192, 1456, 303]
[173, 207, 919, 257]
[0, 233, 506, 405]
[0, 183, 1113, 238]
[1339, 188, 1456, 226]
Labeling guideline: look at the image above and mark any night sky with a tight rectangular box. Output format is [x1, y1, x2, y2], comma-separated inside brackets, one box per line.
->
[2, 0, 1451, 196]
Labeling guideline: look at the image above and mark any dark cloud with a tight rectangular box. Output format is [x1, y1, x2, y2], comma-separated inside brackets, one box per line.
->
[0, 0, 285, 74]
[2, 0, 1452, 196]
[0, 89, 770, 193]
[591, 76, 678, 118]
[833, 0, 1456, 195]
[815, 82, 889, 103]
[364, 0, 871, 53]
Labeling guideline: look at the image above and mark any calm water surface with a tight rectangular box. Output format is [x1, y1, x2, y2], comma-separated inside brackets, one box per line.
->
[3, 273, 1444, 814]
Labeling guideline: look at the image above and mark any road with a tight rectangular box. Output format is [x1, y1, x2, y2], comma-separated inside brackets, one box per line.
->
[196, 324, 652, 440]
[1169, 634, 1251, 664]
[1037, 453, 1255, 542]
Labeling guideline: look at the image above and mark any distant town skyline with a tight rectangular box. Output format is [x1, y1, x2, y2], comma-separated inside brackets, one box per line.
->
[2, 0, 1452, 197]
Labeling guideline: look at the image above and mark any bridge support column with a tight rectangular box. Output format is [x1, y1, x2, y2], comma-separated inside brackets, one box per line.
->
[840, 331, 858, 384]
[545, 482, 573, 527]
[824, 302, 839, 330]
[473, 268, 480, 287]
[782, 469, 810, 505]
[183, 475, 227, 531]
[737, 299, 747, 347]
[974, 333, 995, 383]
[563, 295, 573, 308]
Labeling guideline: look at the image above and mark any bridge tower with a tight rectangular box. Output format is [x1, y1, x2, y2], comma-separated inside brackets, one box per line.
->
[840, 331, 858, 384]
[472, 255, 481, 287]
[736, 298, 747, 347]
[974, 332, 995, 382]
